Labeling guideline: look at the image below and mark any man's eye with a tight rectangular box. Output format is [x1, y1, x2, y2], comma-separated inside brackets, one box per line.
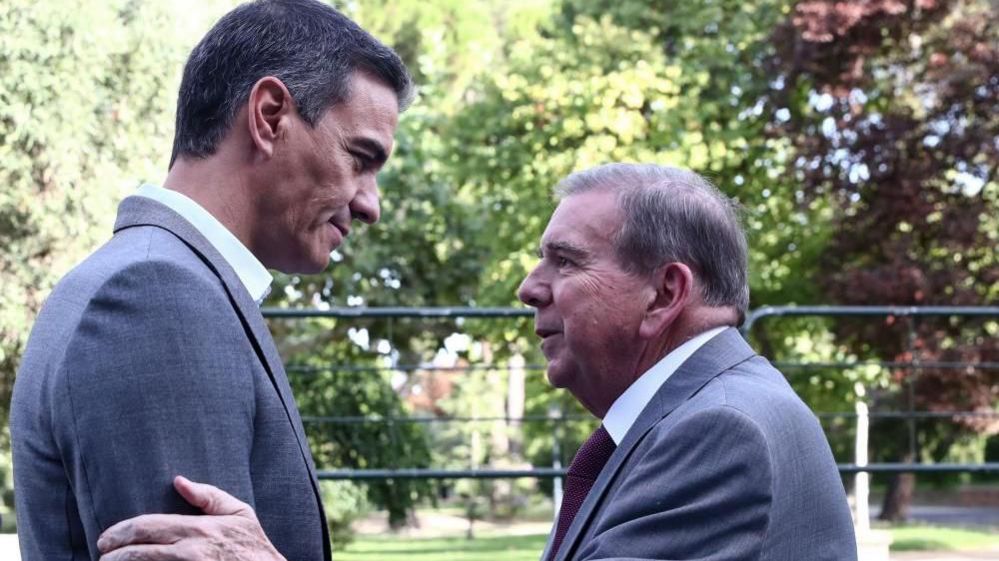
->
[351, 153, 372, 172]
[556, 256, 573, 267]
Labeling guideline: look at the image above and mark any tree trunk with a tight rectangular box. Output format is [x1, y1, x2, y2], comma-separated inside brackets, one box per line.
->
[878, 452, 915, 522]
[506, 355, 526, 460]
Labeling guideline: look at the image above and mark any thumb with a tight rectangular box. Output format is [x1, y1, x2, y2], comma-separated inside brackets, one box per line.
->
[173, 475, 254, 517]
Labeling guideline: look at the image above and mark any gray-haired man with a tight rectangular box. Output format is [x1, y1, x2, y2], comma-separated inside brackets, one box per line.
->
[10, 1, 411, 560]
[519, 164, 856, 560]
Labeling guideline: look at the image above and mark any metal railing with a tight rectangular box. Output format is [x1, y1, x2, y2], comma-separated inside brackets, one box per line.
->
[264, 305, 999, 480]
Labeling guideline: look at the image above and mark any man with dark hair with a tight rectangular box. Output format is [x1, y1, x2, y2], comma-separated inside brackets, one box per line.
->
[97, 164, 857, 560]
[10, 1, 411, 560]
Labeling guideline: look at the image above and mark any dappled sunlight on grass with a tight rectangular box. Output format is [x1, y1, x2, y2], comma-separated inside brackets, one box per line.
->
[336, 534, 548, 561]
[887, 525, 999, 552]
[337, 525, 999, 560]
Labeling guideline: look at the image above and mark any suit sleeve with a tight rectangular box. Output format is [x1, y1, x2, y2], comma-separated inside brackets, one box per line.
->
[51, 259, 258, 558]
[576, 406, 774, 561]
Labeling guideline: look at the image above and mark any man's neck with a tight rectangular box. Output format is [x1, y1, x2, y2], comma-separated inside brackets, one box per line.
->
[163, 158, 255, 256]
[599, 324, 729, 441]
[634, 307, 738, 377]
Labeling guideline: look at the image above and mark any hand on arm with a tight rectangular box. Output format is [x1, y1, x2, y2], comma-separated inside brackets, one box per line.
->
[56, 261, 261, 553]
[98, 476, 286, 561]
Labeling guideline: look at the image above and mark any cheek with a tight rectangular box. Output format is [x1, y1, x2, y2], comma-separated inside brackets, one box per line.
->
[324, 155, 356, 190]
[571, 274, 632, 317]
[564, 285, 644, 342]
[575, 273, 606, 298]
[558, 291, 605, 341]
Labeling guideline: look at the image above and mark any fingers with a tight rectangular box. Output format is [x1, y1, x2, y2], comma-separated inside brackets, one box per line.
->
[97, 477, 265, 560]
[173, 475, 252, 517]
[98, 515, 186, 553]
[99, 542, 188, 561]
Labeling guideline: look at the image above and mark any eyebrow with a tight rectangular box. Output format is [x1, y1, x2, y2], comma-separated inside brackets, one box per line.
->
[349, 137, 389, 166]
[538, 240, 590, 260]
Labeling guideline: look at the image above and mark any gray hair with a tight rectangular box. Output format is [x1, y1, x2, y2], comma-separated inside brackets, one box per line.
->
[556, 163, 750, 321]
[170, 0, 414, 167]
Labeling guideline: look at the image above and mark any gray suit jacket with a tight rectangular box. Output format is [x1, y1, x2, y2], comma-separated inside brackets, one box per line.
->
[11, 196, 330, 561]
[543, 328, 857, 561]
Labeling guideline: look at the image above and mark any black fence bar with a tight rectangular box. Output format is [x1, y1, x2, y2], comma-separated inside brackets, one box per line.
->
[775, 361, 999, 371]
[317, 468, 566, 480]
[741, 305, 999, 334]
[301, 410, 999, 426]
[284, 361, 999, 375]
[286, 363, 549, 374]
[316, 463, 999, 480]
[303, 414, 595, 425]
[267, 305, 999, 324]
[263, 306, 533, 319]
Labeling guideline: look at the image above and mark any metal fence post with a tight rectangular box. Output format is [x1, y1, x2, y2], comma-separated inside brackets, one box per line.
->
[906, 316, 919, 464]
[549, 403, 564, 520]
[854, 387, 870, 531]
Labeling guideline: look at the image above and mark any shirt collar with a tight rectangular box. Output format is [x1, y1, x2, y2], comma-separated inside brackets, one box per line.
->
[134, 184, 273, 304]
[602, 325, 728, 445]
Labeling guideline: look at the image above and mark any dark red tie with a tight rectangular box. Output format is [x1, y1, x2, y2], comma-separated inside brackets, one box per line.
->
[548, 425, 617, 560]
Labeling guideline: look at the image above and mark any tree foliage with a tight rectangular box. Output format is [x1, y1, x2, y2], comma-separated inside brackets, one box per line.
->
[767, 0, 998, 519]
[0, 0, 219, 526]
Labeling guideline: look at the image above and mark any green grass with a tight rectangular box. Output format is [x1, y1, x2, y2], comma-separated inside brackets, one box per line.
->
[888, 524, 999, 551]
[335, 534, 548, 561]
[335, 524, 999, 560]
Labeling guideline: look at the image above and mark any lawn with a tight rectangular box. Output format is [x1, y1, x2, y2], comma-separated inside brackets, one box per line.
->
[887, 524, 999, 551]
[336, 534, 548, 561]
[335, 525, 999, 560]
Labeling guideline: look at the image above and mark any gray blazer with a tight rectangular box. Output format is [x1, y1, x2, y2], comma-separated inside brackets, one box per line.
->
[543, 328, 857, 561]
[11, 196, 330, 561]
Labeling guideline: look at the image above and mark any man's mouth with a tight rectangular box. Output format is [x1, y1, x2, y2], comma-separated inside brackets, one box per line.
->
[328, 219, 350, 238]
[535, 328, 560, 339]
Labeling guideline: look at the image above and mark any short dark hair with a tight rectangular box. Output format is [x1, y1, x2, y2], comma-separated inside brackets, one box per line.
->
[169, 0, 413, 167]
[556, 163, 750, 322]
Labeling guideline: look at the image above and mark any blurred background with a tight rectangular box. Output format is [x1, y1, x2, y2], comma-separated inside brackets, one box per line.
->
[0, 0, 996, 559]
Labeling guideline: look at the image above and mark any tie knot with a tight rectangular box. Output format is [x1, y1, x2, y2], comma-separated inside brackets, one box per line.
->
[567, 425, 616, 480]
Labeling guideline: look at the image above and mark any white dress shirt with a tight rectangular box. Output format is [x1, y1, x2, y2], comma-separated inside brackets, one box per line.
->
[602, 326, 728, 445]
[134, 184, 273, 304]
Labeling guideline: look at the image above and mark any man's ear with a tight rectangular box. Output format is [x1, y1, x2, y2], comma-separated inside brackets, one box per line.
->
[638, 262, 693, 340]
[247, 76, 294, 159]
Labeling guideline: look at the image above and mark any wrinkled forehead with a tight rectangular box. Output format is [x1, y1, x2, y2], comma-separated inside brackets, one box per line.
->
[541, 190, 623, 252]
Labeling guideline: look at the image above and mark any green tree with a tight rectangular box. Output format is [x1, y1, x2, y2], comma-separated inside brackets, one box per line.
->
[0, 0, 224, 524]
[769, 0, 998, 519]
[437, 0, 860, 472]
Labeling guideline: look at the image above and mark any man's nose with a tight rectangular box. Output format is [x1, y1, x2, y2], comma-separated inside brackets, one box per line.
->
[350, 179, 381, 224]
[517, 267, 550, 308]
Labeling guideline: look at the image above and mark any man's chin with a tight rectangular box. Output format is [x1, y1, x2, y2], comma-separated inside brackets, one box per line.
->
[545, 362, 572, 389]
[296, 247, 335, 274]
[276, 259, 328, 275]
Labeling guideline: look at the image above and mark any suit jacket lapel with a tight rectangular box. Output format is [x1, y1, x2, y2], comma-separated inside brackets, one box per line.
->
[553, 328, 756, 561]
[114, 196, 331, 557]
